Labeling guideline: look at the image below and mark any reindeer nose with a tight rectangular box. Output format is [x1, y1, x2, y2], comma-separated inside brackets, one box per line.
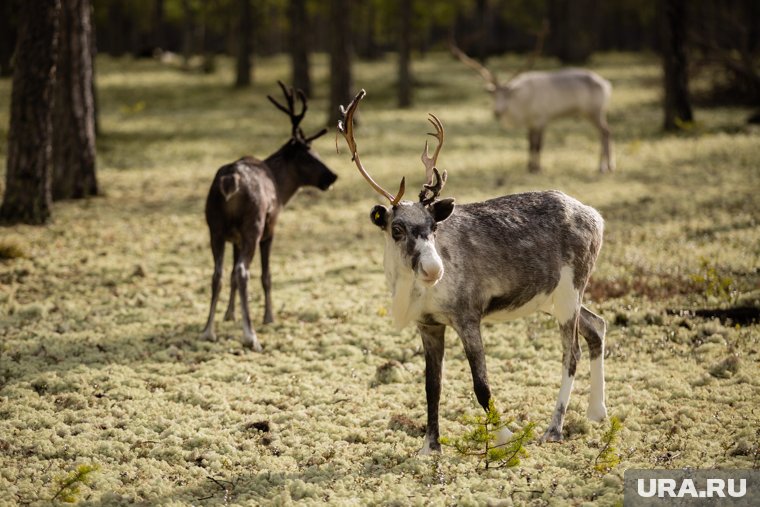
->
[420, 264, 443, 283]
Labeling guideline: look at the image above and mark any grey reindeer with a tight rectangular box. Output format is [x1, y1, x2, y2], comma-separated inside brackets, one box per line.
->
[451, 39, 615, 174]
[202, 82, 338, 351]
[338, 90, 607, 453]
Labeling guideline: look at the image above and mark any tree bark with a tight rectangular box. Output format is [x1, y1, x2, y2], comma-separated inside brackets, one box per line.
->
[327, 0, 353, 126]
[0, 0, 17, 77]
[289, 0, 311, 96]
[397, 0, 413, 108]
[548, 0, 596, 64]
[0, 0, 60, 224]
[235, 0, 253, 87]
[52, 0, 97, 200]
[662, 0, 694, 130]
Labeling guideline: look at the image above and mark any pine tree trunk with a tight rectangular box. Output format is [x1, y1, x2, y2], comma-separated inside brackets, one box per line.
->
[397, 0, 413, 108]
[327, 0, 352, 126]
[0, 0, 60, 224]
[548, 0, 596, 64]
[289, 0, 311, 96]
[52, 0, 97, 200]
[235, 0, 253, 88]
[0, 0, 17, 77]
[662, 0, 694, 130]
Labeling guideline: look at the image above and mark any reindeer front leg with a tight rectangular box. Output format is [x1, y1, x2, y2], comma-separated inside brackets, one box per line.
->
[454, 318, 513, 448]
[418, 322, 446, 454]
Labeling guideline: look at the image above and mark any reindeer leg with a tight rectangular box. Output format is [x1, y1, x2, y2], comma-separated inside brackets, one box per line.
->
[528, 127, 543, 173]
[579, 305, 607, 422]
[223, 244, 240, 321]
[543, 312, 581, 442]
[260, 237, 274, 324]
[236, 237, 263, 352]
[201, 234, 225, 341]
[453, 318, 512, 447]
[417, 322, 446, 455]
[595, 113, 614, 173]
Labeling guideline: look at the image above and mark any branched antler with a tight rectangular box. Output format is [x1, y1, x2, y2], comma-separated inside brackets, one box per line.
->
[419, 113, 447, 204]
[450, 40, 499, 89]
[420, 113, 444, 184]
[419, 168, 448, 205]
[337, 90, 405, 205]
[506, 19, 550, 81]
[268, 80, 327, 143]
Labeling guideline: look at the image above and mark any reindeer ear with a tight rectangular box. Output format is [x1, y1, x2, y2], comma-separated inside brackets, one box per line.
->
[431, 198, 455, 223]
[485, 83, 497, 93]
[370, 205, 388, 229]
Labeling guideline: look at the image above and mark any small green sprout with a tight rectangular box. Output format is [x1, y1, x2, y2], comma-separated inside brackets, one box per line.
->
[440, 399, 536, 470]
[51, 464, 99, 503]
[594, 416, 622, 473]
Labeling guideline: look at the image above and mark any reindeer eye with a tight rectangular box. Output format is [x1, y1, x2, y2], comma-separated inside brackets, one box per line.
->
[391, 225, 405, 240]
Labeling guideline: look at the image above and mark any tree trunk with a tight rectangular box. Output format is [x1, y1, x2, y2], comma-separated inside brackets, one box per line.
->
[661, 0, 694, 130]
[153, 0, 165, 50]
[397, 0, 412, 108]
[289, 0, 311, 96]
[0, 0, 60, 224]
[235, 0, 253, 87]
[181, 0, 193, 69]
[327, 0, 353, 126]
[548, 0, 596, 64]
[52, 0, 97, 200]
[0, 0, 17, 77]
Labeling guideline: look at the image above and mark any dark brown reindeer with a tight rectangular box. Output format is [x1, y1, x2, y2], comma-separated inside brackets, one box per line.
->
[338, 90, 607, 453]
[202, 82, 337, 351]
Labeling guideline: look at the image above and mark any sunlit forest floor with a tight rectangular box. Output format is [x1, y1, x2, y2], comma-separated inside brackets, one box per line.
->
[1, 53, 758, 505]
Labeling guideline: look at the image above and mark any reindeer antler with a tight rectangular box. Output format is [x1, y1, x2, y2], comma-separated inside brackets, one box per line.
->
[420, 114, 444, 184]
[268, 80, 327, 143]
[506, 19, 550, 81]
[337, 90, 405, 206]
[419, 113, 447, 204]
[450, 40, 499, 89]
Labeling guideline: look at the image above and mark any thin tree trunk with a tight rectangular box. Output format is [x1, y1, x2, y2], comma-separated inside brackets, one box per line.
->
[662, 0, 694, 130]
[0, 0, 17, 77]
[181, 0, 193, 69]
[235, 0, 253, 87]
[91, 1, 100, 135]
[52, 0, 97, 200]
[327, 0, 352, 126]
[397, 0, 413, 108]
[153, 0, 165, 50]
[1, 0, 60, 224]
[289, 0, 311, 96]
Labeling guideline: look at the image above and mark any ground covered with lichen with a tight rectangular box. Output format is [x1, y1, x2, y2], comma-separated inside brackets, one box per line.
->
[1, 53, 758, 506]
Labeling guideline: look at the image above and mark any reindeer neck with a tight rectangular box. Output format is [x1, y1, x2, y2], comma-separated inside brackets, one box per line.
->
[264, 150, 300, 206]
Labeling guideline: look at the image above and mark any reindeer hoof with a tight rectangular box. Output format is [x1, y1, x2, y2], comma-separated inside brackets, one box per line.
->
[242, 334, 263, 352]
[263, 315, 274, 325]
[540, 428, 563, 443]
[223, 311, 235, 322]
[201, 329, 217, 342]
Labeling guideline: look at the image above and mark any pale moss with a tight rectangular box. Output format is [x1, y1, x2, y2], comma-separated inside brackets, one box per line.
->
[0, 53, 756, 505]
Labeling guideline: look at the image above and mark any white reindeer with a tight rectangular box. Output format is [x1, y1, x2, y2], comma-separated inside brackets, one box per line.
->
[451, 43, 615, 173]
[338, 90, 608, 453]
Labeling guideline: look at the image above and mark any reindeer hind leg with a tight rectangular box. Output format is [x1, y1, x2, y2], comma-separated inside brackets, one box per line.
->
[201, 234, 225, 341]
[580, 305, 607, 422]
